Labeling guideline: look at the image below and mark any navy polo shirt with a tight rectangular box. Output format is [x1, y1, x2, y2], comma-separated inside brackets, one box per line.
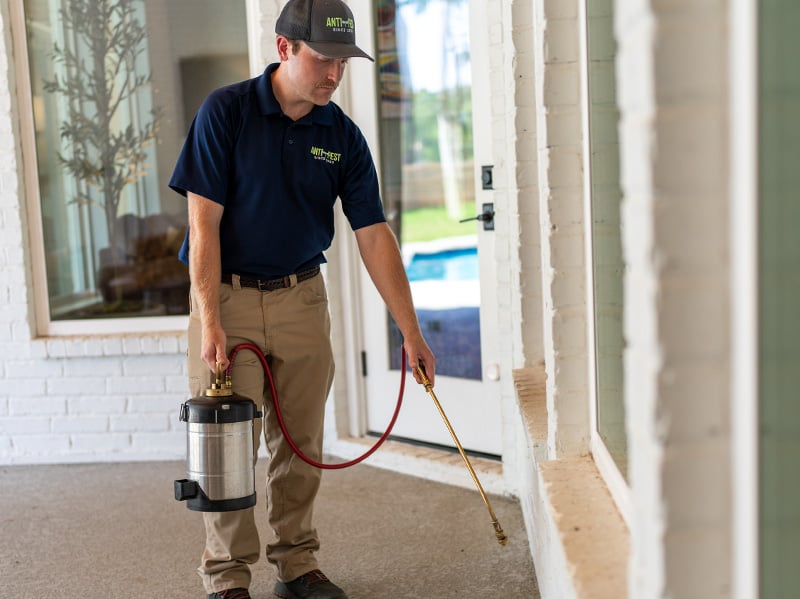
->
[169, 63, 386, 279]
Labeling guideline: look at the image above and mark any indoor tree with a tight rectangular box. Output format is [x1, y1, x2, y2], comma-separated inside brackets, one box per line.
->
[43, 0, 159, 260]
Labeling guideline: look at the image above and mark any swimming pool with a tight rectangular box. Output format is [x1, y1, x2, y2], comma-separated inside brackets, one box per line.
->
[405, 246, 479, 282]
[394, 243, 482, 379]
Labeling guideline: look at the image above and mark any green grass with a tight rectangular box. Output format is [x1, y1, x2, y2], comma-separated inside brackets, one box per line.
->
[400, 204, 477, 243]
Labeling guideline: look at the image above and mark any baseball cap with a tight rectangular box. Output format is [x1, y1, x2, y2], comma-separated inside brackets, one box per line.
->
[276, 0, 375, 62]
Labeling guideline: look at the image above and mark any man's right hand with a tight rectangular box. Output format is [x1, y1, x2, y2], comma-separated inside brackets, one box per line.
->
[201, 323, 229, 372]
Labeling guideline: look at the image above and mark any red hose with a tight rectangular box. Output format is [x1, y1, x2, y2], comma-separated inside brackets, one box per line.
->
[226, 342, 406, 469]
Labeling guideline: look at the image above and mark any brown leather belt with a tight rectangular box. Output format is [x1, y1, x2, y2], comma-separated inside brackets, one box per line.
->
[222, 266, 320, 291]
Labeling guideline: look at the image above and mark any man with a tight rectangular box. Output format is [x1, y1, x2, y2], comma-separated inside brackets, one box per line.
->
[169, 0, 436, 598]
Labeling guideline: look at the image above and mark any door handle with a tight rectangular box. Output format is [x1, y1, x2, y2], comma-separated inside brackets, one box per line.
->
[460, 203, 495, 231]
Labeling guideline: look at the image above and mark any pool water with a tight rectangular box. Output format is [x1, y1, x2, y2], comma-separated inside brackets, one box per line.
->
[397, 244, 482, 380]
[405, 247, 478, 282]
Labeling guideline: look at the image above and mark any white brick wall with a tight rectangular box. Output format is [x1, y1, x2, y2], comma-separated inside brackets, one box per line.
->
[0, 0, 273, 466]
[0, 334, 189, 464]
[0, 1, 191, 463]
[617, 0, 733, 597]
[532, 0, 590, 458]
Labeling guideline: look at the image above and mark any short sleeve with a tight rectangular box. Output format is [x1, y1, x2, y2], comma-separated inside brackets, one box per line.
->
[168, 89, 239, 205]
[339, 123, 386, 230]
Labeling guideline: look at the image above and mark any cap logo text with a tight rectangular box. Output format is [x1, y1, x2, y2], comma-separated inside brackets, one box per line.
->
[326, 16, 354, 33]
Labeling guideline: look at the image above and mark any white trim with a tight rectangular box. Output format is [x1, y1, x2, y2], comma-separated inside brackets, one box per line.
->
[346, 0, 389, 446]
[579, 0, 597, 442]
[730, 0, 759, 596]
[46, 315, 188, 336]
[579, 0, 631, 527]
[9, 0, 51, 337]
[590, 432, 632, 527]
[333, 0, 377, 439]
[245, 0, 266, 76]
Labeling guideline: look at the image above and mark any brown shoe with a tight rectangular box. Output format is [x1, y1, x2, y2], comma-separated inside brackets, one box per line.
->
[274, 569, 348, 599]
[208, 588, 251, 599]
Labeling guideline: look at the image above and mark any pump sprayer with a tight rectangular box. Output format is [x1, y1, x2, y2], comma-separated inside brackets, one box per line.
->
[174, 364, 262, 512]
[175, 344, 508, 545]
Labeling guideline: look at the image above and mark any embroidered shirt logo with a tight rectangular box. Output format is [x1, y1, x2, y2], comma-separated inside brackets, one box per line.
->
[310, 146, 342, 165]
[326, 16, 355, 34]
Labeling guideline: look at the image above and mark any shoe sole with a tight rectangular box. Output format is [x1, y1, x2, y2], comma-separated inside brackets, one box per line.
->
[274, 590, 346, 599]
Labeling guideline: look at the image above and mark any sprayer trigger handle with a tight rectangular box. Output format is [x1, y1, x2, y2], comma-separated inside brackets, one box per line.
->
[415, 365, 432, 389]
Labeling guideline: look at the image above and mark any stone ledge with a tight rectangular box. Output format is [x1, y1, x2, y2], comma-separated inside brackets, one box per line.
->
[327, 435, 509, 496]
[539, 456, 628, 599]
[514, 365, 548, 457]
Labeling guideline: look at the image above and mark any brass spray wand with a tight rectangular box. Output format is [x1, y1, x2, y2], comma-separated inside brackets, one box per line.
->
[416, 366, 508, 546]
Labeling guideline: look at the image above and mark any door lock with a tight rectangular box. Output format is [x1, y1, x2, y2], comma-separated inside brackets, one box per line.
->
[460, 203, 495, 231]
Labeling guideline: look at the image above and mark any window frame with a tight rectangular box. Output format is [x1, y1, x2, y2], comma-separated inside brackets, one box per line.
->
[10, 0, 261, 337]
[578, 0, 632, 527]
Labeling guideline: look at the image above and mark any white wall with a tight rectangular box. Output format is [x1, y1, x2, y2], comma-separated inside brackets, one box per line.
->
[616, 0, 733, 596]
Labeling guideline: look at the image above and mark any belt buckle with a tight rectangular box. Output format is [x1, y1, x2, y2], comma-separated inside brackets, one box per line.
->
[257, 279, 272, 292]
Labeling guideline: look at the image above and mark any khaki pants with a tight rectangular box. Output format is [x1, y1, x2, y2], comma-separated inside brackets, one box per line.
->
[187, 273, 334, 593]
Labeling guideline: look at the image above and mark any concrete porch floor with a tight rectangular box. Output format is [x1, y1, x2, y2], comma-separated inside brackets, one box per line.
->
[0, 458, 538, 598]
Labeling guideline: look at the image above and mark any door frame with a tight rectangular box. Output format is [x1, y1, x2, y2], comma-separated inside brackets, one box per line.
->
[333, 0, 504, 455]
[330, 5, 379, 439]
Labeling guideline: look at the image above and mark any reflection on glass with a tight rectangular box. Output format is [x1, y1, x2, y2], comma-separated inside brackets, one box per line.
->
[23, 0, 248, 320]
[376, 0, 481, 379]
[758, 0, 800, 592]
[586, 0, 627, 479]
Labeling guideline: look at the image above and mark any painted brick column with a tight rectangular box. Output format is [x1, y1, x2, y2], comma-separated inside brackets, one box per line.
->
[0, 1, 34, 354]
[616, 0, 733, 596]
[532, 0, 589, 458]
[501, 0, 543, 371]
[0, 0, 24, 458]
[249, 0, 281, 70]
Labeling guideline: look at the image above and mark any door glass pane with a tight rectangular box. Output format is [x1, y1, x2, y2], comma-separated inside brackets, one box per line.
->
[586, 0, 627, 479]
[23, 0, 248, 320]
[375, 0, 481, 379]
[758, 0, 800, 592]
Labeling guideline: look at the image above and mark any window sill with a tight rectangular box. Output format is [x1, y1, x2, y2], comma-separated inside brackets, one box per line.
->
[539, 456, 629, 599]
[30, 327, 187, 359]
[513, 367, 629, 599]
[41, 314, 188, 338]
[513, 365, 548, 459]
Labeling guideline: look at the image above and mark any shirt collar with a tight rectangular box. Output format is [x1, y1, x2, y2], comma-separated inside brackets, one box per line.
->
[256, 63, 334, 126]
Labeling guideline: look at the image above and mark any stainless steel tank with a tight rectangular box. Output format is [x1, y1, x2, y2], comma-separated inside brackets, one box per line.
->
[174, 384, 261, 512]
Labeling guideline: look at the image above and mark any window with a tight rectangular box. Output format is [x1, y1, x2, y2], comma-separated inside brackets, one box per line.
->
[758, 0, 800, 592]
[583, 0, 629, 509]
[19, 0, 249, 332]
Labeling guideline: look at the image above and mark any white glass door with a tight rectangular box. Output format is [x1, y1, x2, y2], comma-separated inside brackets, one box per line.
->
[360, 0, 501, 456]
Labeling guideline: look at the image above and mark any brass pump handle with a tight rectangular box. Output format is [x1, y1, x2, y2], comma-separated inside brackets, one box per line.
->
[205, 362, 233, 397]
